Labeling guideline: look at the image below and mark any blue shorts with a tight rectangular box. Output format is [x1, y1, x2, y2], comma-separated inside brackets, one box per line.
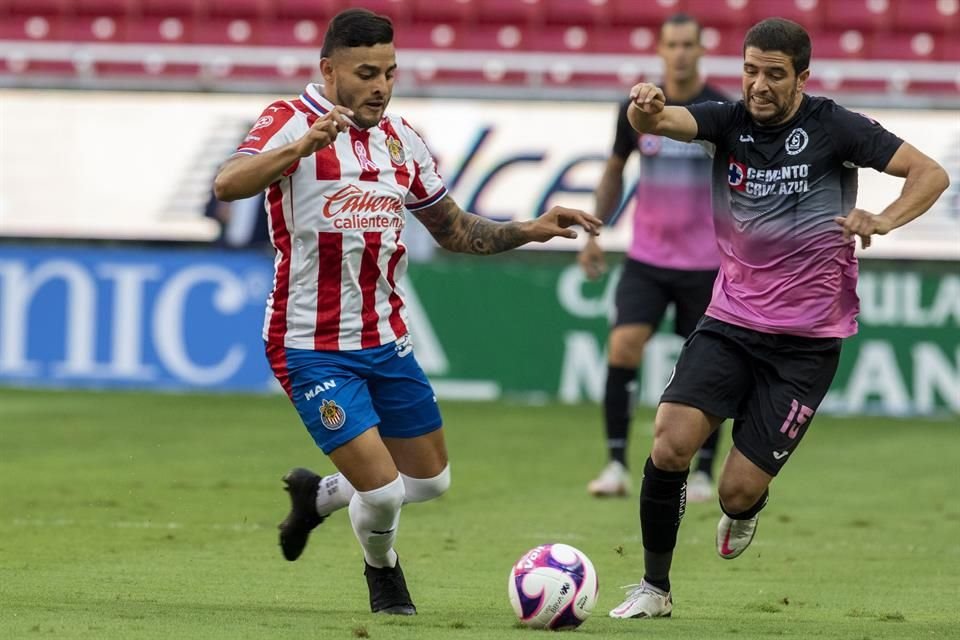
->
[265, 336, 443, 454]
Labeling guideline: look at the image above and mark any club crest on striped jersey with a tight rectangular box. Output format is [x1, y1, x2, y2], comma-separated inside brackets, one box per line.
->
[386, 136, 406, 165]
[252, 115, 274, 130]
[319, 399, 346, 430]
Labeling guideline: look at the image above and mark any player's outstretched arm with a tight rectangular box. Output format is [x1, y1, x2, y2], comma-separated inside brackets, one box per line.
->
[834, 142, 950, 248]
[214, 106, 353, 201]
[627, 82, 699, 142]
[413, 195, 601, 255]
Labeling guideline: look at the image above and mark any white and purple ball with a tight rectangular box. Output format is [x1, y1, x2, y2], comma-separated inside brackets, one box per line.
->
[508, 543, 599, 630]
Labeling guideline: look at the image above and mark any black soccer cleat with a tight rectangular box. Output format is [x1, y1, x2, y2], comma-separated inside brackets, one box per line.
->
[364, 560, 417, 615]
[278, 467, 326, 561]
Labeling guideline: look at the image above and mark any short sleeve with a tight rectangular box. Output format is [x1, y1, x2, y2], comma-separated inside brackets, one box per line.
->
[686, 100, 741, 145]
[236, 101, 298, 155]
[822, 103, 904, 172]
[611, 101, 636, 160]
[400, 118, 448, 210]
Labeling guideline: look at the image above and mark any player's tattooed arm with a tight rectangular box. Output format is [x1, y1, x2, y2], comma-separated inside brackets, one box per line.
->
[412, 195, 528, 255]
[413, 195, 602, 255]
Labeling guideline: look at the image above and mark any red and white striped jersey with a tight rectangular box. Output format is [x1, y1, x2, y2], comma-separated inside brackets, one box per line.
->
[237, 83, 447, 351]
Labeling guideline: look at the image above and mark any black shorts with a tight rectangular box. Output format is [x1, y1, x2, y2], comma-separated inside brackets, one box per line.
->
[613, 258, 718, 338]
[660, 316, 842, 476]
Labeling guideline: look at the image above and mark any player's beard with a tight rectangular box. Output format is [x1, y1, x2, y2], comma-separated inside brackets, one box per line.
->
[749, 84, 799, 126]
[335, 86, 389, 129]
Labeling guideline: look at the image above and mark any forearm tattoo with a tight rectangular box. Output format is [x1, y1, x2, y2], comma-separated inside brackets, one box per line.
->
[415, 196, 527, 255]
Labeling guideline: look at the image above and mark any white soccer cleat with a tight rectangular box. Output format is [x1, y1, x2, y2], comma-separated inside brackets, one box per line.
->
[686, 471, 714, 503]
[609, 580, 673, 619]
[587, 461, 630, 497]
[716, 513, 759, 559]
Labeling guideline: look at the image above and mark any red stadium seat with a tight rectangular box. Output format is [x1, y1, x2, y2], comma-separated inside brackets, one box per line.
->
[73, 0, 136, 16]
[123, 15, 192, 42]
[475, 0, 544, 26]
[869, 31, 940, 60]
[7, 0, 69, 16]
[748, 0, 824, 31]
[410, 0, 476, 25]
[61, 14, 125, 40]
[207, 0, 271, 19]
[701, 26, 744, 56]
[140, 0, 198, 18]
[261, 18, 328, 46]
[341, 0, 411, 24]
[686, 0, 752, 29]
[193, 17, 263, 45]
[610, 0, 688, 29]
[823, 0, 892, 32]
[810, 29, 869, 58]
[274, 0, 341, 20]
[891, 0, 959, 34]
[0, 14, 63, 40]
[542, 0, 612, 26]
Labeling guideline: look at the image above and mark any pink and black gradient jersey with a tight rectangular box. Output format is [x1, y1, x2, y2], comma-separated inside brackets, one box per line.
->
[237, 83, 447, 351]
[687, 95, 903, 338]
[612, 85, 727, 271]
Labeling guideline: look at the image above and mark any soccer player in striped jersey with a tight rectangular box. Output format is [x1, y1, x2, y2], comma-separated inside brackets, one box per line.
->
[213, 8, 600, 616]
[608, 18, 949, 621]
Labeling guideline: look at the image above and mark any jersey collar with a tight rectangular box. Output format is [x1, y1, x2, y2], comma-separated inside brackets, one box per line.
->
[300, 83, 374, 131]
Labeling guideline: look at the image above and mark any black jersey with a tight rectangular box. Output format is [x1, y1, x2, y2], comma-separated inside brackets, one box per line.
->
[686, 95, 903, 338]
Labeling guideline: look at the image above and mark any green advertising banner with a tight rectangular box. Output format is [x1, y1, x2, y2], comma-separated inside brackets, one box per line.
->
[405, 254, 959, 416]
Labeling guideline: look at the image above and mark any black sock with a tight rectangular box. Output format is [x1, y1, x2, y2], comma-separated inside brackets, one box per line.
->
[639, 457, 688, 592]
[695, 427, 721, 476]
[721, 489, 770, 520]
[604, 366, 637, 467]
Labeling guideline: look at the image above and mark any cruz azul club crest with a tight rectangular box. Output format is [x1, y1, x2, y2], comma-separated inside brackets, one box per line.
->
[785, 127, 809, 155]
[319, 399, 346, 430]
[727, 156, 747, 191]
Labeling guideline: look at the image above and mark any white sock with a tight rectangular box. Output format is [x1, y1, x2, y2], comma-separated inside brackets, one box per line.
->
[400, 464, 451, 503]
[348, 475, 405, 569]
[314, 472, 356, 516]
[316, 465, 450, 516]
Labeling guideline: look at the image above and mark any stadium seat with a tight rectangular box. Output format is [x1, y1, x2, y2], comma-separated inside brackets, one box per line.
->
[686, 0, 752, 29]
[261, 18, 328, 46]
[193, 18, 263, 45]
[341, 0, 411, 24]
[140, 0, 198, 18]
[748, 0, 825, 31]
[823, 0, 892, 32]
[7, 0, 69, 16]
[869, 31, 940, 60]
[207, 0, 271, 20]
[410, 0, 476, 24]
[541, 0, 612, 26]
[811, 29, 869, 58]
[476, 0, 544, 26]
[275, 0, 341, 20]
[123, 15, 191, 42]
[891, 0, 959, 33]
[60, 15, 125, 41]
[610, 0, 688, 28]
[73, 0, 136, 16]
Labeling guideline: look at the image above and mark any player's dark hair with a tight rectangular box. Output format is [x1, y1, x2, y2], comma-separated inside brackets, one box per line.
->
[320, 8, 393, 58]
[660, 12, 702, 43]
[743, 18, 811, 74]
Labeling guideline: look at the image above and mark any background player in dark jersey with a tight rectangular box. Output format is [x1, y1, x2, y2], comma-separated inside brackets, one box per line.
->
[608, 18, 949, 620]
[582, 14, 726, 503]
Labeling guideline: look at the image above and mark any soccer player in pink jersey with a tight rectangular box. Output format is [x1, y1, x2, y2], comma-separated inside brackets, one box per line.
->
[607, 18, 950, 620]
[582, 14, 727, 503]
[213, 9, 601, 616]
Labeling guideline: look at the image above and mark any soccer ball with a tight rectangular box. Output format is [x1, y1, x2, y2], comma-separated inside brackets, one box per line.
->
[508, 543, 599, 630]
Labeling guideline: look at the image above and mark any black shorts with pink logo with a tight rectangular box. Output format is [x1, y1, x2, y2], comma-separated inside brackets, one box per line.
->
[660, 316, 842, 476]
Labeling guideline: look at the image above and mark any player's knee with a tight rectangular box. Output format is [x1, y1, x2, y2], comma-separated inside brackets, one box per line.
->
[357, 475, 406, 513]
[401, 464, 450, 504]
[717, 478, 766, 515]
[650, 426, 698, 471]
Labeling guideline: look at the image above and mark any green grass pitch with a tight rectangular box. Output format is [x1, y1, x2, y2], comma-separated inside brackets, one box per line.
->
[1, 388, 958, 639]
